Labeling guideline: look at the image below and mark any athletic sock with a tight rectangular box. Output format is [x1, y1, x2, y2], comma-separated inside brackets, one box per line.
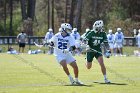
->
[75, 78, 78, 82]
[68, 74, 72, 79]
[104, 75, 107, 80]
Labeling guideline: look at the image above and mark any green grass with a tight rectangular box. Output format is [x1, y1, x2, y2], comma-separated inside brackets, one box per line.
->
[0, 53, 140, 93]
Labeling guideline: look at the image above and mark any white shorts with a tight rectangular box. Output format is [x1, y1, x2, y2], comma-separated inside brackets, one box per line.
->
[109, 43, 114, 49]
[114, 43, 123, 48]
[55, 53, 76, 64]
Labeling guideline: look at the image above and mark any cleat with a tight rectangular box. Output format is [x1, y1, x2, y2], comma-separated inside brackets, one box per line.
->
[75, 80, 84, 85]
[69, 77, 76, 85]
[105, 79, 111, 84]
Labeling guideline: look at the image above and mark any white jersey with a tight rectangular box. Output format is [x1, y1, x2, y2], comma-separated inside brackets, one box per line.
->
[107, 34, 115, 43]
[137, 33, 140, 48]
[49, 33, 75, 56]
[114, 32, 124, 43]
[45, 32, 54, 43]
[70, 32, 80, 40]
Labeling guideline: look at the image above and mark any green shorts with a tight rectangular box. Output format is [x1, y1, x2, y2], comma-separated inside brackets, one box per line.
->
[86, 51, 102, 62]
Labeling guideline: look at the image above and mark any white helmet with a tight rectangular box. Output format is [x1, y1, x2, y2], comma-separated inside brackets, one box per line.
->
[108, 29, 112, 34]
[61, 23, 72, 33]
[73, 28, 77, 31]
[48, 28, 53, 32]
[93, 21, 100, 32]
[117, 28, 121, 31]
[72, 28, 77, 33]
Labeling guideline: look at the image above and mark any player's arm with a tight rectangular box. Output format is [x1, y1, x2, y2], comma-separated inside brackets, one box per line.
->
[16, 34, 20, 43]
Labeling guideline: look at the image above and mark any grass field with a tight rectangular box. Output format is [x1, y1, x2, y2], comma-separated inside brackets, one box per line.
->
[0, 53, 140, 93]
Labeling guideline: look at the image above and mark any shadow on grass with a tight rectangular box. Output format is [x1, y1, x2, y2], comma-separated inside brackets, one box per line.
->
[93, 81, 127, 85]
[64, 84, 93, 87]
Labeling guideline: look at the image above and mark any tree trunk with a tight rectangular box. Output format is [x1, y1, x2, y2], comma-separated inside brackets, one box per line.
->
[48, 0, 50, 29]
[65, 0, 68, 22]
[20, 0, 27, 20]
[9, 0, 13, 36]
[27, 0, 36, 20]
[69, 0, 77, 27]
[4, 0, 6, 35]
[51, 0, 54, 32]
[74, 0, 83, 32]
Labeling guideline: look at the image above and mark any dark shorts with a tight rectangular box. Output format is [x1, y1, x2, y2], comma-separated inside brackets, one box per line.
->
[19, 43, 25, 47]
[86, 51, 102, 62]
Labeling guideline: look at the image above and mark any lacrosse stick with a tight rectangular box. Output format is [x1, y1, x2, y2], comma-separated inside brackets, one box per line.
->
[34, 42, 44, 48]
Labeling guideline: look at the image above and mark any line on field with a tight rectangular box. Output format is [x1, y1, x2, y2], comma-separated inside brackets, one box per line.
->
[13, 55, 67, 85]
[0, 83, 63, 89]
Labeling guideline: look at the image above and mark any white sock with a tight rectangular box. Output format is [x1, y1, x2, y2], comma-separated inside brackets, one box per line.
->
[68, 74, 72, 79]
[104, 75, 107, 80]
[75, 78, 78, 82]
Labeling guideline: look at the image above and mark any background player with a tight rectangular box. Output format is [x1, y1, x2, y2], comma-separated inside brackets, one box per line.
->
[107, 29, 115, 55]
[17, 31, 27, 53]
[44, 28, 54, 54]
[114, 28, 124, 56]
[70, 28, 81, 55]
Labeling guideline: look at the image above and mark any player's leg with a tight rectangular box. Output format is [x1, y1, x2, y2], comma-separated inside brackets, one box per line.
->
[18, 43, 21, 53]
[66, 54, 83, 85]
[120, 44, 123, 55]
[69, 62, 83, 85]
[22, 43, 25, 53]
[60, 60, 75, 84]
[60, 60, 70, 76]
[97, 56, 110, 83]
[56, 55, 75, 84]
[69, 62, 78, 78]
[114, 43, 118, 56]
[109, 43, 114, 55]
[85, 52, 94, 69]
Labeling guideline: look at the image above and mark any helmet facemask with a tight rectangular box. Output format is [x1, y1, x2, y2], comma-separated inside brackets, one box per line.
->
[61, 23, 72, 35]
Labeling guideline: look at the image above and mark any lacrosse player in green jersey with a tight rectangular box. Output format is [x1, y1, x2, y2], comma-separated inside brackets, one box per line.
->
[84, 20, 111, 83]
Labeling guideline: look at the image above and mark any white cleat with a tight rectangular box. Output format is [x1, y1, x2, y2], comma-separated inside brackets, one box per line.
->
[69, 77, 76, 85]
[105, 79, 111, 84]
[75, 80, 84, 85]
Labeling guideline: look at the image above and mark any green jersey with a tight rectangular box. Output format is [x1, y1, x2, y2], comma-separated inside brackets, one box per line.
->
[84, 30, 108, 52]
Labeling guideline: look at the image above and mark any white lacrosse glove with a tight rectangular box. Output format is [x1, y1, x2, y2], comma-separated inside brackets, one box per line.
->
[104, 50, 111, 58]
[86, 45, 90, 51]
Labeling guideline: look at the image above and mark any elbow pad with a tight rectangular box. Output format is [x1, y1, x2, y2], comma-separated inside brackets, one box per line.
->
[69, 46, 76, 51]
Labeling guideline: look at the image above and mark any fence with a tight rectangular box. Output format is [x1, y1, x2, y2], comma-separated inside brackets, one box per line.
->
[0, 36, 137, 46]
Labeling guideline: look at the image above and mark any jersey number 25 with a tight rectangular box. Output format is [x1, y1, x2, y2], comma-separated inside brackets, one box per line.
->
[58, 42, 67, 49]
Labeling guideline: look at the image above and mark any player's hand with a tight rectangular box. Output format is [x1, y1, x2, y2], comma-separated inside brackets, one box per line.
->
[104, 50, 111, 58]
[62, 49, 69, 54]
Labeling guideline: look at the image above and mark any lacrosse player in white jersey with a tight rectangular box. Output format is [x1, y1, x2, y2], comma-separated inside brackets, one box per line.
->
[107, 29, 115, 55]
[49, 23, 83, 85]
[70, 28, 81, 55]
[44, 28, 54, 54]
[137, 29, 140, 48]
[114, 28, 124, 56]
